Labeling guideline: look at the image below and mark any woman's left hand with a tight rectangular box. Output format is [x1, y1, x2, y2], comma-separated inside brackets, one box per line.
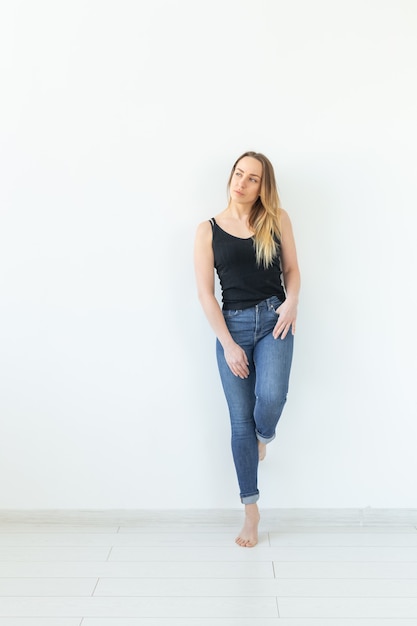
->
[273, 298, 298, 340]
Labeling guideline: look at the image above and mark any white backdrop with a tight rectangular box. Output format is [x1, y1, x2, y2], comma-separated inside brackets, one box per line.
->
[1, 0, 416, 509]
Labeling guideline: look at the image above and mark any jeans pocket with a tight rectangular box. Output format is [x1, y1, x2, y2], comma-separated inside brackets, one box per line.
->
[269, 296, 281, 314]
[223, 309, 242, 318]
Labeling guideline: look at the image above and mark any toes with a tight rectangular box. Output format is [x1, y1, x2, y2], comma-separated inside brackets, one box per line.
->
[235, 536, 257, 547]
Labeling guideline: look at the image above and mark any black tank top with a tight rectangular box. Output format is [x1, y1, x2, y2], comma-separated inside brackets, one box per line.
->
[210, 218, 286, 310]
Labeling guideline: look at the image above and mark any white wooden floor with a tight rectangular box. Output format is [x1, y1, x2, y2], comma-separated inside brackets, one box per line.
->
[0, 508, 417, 625]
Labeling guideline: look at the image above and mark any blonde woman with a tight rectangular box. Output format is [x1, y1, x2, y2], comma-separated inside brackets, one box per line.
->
[194, 151, 300, 547]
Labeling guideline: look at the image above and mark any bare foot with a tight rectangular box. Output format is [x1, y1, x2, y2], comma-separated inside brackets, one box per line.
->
[258, 441, 266, 461]
[235, 503, 260, 547]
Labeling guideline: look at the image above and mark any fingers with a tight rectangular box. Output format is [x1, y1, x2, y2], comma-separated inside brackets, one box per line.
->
[226, 352, 249, 379]
[273, 303, 297, 340]
[230, 359, 250, 378]
[273, 318, 296, 340]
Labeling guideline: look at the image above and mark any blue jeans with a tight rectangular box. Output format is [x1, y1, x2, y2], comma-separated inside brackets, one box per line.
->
[216, 296, 294, 504]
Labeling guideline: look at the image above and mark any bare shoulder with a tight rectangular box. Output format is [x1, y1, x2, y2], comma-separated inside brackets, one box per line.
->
[194, 219, 214, 254]
[280, 208, 291, 224]
[280, 208, 295, 233]
[196, 218, 212, 232]
[195, 219, 213, 241]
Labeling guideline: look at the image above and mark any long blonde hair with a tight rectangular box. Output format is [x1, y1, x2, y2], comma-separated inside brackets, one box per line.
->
[227, 151, 282, 268]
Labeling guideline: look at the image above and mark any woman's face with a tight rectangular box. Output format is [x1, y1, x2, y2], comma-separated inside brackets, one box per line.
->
[230, 156, 262, 205]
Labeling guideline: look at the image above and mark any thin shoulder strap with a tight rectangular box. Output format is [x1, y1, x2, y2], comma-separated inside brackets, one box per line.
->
[209, 217, 216, 229]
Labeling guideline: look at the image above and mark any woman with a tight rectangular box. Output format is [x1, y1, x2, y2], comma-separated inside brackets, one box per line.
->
[194, 151, 300, 547]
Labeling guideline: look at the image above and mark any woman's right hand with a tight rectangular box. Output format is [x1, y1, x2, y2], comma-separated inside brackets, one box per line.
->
[223, 342, 250, 379]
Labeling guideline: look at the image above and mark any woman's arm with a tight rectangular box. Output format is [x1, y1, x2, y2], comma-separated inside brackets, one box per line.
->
[273, 209, 301, 340]
[193, 220, 249, 378]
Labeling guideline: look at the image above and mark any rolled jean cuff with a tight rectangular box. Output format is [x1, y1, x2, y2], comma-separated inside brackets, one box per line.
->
[256, 431, 276, 445]
[241, 492, 260, 504]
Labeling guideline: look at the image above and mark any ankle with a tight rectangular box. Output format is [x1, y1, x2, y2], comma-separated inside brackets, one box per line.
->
[245, 503, 260, 520]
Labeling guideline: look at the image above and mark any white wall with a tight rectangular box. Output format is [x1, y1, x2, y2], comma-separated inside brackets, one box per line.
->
[1, 0, 416, 509]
